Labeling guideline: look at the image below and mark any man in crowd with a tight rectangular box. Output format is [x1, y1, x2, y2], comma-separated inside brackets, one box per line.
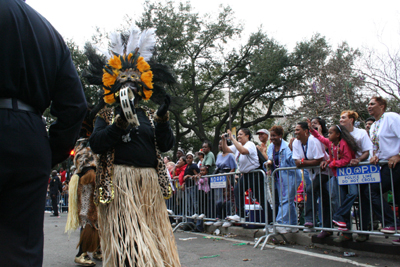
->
[292, 122, 331, 238]
[202, 141, 216, 174]
[0, 1, 87, 265]
[365, 117, 375, 136]
[256, 129, 269, 160]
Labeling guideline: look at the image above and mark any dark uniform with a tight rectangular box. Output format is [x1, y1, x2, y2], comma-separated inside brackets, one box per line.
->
[49, 174, 63, 216]
[0, 0, 87, 266]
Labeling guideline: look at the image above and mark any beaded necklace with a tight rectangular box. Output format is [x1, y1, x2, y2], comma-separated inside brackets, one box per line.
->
[330, 141, 340, 165]
[371, 113, 384, 154]
[273, 148, 280, 169]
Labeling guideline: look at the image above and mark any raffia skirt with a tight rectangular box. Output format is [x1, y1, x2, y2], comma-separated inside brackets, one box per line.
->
[98, 165, 180, 267]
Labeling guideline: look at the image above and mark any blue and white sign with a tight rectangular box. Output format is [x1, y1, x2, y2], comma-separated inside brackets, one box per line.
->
[337, 165, 381, 185]
[210, 175, 227, 189]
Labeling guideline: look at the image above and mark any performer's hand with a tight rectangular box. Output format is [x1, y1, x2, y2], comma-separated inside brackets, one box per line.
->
[157, 94, 171, 118]
[115, 106, 127, 121]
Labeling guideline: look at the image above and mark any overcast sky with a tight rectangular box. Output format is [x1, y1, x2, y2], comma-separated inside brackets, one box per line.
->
[28, 0, 400, 52]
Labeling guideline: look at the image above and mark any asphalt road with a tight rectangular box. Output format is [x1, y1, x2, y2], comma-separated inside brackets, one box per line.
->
[43, 213, 398, 266]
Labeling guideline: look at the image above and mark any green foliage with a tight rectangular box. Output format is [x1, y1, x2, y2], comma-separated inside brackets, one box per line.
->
[43, 40, 102, 128]
[286, 35, 368, 127]
[85, 1, 367, 155]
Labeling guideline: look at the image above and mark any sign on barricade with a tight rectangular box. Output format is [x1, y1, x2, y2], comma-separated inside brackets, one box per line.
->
[337, 164, 381, 185]
[210, 175, 226, 188]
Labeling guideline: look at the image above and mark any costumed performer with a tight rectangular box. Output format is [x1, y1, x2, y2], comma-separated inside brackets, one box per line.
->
[66, 103, 105, 266]
[86, 25, 180, 266]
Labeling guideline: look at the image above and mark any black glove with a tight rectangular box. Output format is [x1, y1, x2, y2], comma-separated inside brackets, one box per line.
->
[115, 106, 127, 121]
[114, 106, 129, 130]
[157, 94, 171, 117]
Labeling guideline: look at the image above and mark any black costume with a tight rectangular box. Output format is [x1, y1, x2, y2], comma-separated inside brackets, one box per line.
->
[85, 25, 180, 266]
[49, 174, 63, 216]
[0, 1, 87, 266]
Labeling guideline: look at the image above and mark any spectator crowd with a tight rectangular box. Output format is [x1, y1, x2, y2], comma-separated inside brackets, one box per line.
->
[164, 96, 400, 245]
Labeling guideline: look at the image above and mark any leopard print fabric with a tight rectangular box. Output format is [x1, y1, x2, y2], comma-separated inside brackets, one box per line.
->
[141, 106, 172, 199]
[94, 107, 115, 205]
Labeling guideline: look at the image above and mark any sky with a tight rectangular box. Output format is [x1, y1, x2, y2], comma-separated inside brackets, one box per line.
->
[27, 0, 400, 53]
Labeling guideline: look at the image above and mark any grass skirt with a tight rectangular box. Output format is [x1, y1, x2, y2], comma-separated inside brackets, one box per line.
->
[98, 165, 180, 266]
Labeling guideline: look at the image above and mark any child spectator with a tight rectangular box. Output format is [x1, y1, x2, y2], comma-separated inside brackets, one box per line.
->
[194, 166, 210, 230]
[307, 119, 358, 242]
[183, 153, 200, 219]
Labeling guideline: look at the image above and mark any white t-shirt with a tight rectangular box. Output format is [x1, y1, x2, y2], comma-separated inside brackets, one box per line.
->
[370, 112, 400, 160]
[292, 136, 327, 177]
[229, 141, 259, 173]
[350, 127, 373, 158]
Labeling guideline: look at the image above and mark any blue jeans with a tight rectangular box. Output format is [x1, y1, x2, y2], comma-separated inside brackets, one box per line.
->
[275, 171, 299, 225]
[304, 171, 331, 227]
[360, 164, 400, 229]
[187, 186, 198, 216]
[216, 201, 231, 220]
[333, 184, 358, 229]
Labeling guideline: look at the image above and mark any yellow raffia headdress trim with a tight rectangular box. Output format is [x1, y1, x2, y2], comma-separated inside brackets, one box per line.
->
[102, 54, 154, 103]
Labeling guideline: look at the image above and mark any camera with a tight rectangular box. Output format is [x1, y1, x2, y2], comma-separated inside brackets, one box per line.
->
[224, 133, 229, 138]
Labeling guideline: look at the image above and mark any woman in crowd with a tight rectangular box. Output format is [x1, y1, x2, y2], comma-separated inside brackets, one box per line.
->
[311, 117, 329, 138]
[221, 128, 263, 223]
[307, 119, 358, 242]
[211, 139, 238, 226]
[362, 96, 400, 245]
[266, 126, 301, 234]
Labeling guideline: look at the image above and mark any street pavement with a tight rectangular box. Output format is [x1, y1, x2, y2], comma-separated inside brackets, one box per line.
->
[43, 213, 398, 266]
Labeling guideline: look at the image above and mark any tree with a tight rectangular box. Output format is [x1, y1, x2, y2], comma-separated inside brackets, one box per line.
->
[361, 46, 400, 101]
[43, 40, 101, 128]
[283, 35, 369, 129]
[136, 1, 312, 155]
[359, 43, 400, 113]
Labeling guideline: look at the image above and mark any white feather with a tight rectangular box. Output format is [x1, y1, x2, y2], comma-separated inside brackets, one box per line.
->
[126, 26, 141, 55]
[95, 46, 111, 60]
[109, 32, 124, 56]
[138, 28, 156, 61]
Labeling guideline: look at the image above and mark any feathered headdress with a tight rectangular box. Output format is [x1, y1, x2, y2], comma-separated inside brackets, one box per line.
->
[84, 25, 175, 105]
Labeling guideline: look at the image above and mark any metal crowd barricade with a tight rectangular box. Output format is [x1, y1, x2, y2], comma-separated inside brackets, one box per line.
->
[166, 170, 269, 232]
[165, 178, 188, 231]
[255, 160, 400, 250]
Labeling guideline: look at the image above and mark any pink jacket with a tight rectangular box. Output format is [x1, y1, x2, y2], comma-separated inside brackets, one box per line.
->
[197, 176, 210, 193]
[310, 129, 355, 176]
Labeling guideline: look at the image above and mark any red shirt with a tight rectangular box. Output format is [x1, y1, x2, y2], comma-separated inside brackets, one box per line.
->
[175, 164, 187, 186]
[60, 170, 66, 183]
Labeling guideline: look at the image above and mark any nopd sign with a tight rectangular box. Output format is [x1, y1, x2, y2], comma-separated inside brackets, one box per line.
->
[337, 165, 381, 185]
[210, 175, 227, 189]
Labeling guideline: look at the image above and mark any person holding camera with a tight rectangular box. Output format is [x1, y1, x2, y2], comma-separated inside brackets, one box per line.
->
[222, 128, 262, 223]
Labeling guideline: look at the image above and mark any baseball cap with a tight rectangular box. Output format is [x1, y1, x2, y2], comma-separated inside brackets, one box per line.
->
[256, 129, 270, 135]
